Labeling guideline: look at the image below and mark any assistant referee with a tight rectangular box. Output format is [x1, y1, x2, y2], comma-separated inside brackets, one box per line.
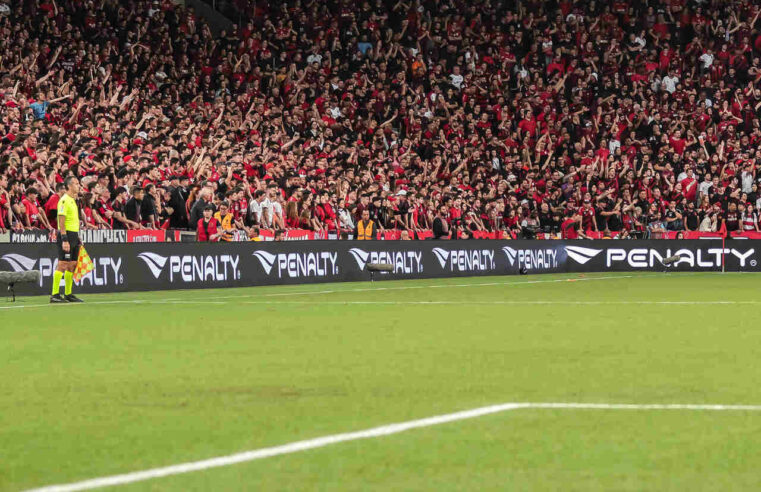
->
[51, 176, 84, 303]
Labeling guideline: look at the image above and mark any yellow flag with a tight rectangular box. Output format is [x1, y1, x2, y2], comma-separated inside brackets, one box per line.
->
[73, 246, 94, 282]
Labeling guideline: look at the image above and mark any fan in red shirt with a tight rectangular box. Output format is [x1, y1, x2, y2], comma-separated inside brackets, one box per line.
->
[97, 193, 116, 229]
[561, 211, 588, 239]
[197, 206, 221, 241]
[669, 130, 687, 155]
[21, 189, 49, 229]
[313, 193, 337, 231]
[228, 189, 246, 221]
[578, 199, 598, 232]
[680, 168, 698, 202]
[44, 183, 65, 224]
[318, 193, 337, 231]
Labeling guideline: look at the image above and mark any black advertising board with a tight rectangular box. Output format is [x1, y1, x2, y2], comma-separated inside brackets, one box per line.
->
[0, 240, 757, 296]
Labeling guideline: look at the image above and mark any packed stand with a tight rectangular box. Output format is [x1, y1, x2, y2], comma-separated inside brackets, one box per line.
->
[2, 0, 761, 241]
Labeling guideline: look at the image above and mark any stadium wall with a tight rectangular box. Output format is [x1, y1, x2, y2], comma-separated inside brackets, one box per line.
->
[0, 240, 758, 296]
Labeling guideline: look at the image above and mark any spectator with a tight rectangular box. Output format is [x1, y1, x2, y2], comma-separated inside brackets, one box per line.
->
[648, 213, 667, 238]
[44, 183, 65, 225]
[197, 206, 221, 242]
[285, 201, 300, 229]
[189, 189, 212, 231]
[268, 188, 284, 230]
[249, 226, 262, 242]
[82, 192, 109, 229]
[214, 201, 237, 241]
[123, 187, 144, 227]
[168, 177, 190, 229]
[21, 188, 49, 229]
[742, 204, 760, 232]
[661, 71, 680, 94]
[561, 212, 587, 240]
[29, 91, 72, 121]
[337, 198, 354, 232]
[432, 205, 450, 240]
[520, 211, 541, 239]
[142, 184, 159, 229]
[664, 202, 684, 231]
[354, 209, 376, 240]
[579, 199, 598, 233]
[113, 187, 139, 230]
[97, 188, 116, 229]
[684, 203, 701, 231]
[699, 211, 719, 232]
[249, 190, 268, 227]
[726, 202, 741, 233]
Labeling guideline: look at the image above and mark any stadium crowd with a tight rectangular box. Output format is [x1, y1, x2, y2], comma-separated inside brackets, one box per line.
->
[2, 0, 761, 240]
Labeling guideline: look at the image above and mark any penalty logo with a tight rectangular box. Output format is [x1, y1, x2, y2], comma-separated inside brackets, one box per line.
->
[502, 247, 518, 266]
[252, 251, 277, 274]
[252, 250, 338, 278]
[431, 247, 495, 271]
[431, 248, 450, 269]
[0, 253, 37, 272]
[348, 248, 370, 269]
[348, 248, 423, 274]
[502, 246, 560, 270]
[564, 246, 603, 265]
[1, 253, 123, 286]
[137, 252, 240, 282]
[137, 252, 167, 278]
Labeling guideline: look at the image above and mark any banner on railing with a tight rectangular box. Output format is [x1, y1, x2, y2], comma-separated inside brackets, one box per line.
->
[10, 229, 51, 243]
[731, 231, 761, 240]
[0, 239, 758, 296]
[80, 230, 128, 243]
[257, 229, 329, 241]
[127, 230, 166, 243]
[11, 229, 131, 243]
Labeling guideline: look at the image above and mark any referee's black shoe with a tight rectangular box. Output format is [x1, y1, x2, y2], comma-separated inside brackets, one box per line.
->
[50, 294, 67, 303]
[64, 294, 84, 303]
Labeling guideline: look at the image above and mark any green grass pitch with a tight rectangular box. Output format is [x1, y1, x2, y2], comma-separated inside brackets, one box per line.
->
[2, 272, 761, 491]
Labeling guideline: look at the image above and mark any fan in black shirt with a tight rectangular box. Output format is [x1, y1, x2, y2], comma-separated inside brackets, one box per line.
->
[684, 203, 700, 231]
[123, 187, 144, 225]
[725, 202, 740, 232]
[537, 202, 556, 231]
[664, 202, 683, 231]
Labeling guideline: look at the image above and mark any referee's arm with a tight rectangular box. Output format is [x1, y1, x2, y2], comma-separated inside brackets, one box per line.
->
[58, 212, 70, 253]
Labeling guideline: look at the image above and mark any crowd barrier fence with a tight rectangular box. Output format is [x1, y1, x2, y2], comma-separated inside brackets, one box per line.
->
[0, 238, 756, 296]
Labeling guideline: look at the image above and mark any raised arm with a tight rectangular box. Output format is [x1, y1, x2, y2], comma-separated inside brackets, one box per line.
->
[35, 70, 54, 87]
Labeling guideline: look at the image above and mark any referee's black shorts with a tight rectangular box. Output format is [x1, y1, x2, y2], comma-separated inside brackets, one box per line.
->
[56, 231, 81, 262]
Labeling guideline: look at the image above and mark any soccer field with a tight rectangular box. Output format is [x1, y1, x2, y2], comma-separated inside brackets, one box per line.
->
[3, 272, 761, 491]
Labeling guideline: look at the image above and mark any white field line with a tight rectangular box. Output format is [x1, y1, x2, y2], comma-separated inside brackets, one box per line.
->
[239, 300, 761, 306]
[0, 300, 231, 310]
[0, 274, 638, 310]
[9, 299, 758, 309]
[4, 288, 761, 311]
[186, 270, 752, 304]
[216, 274, 639, 299]
[81, 270, 761, 305]
[4, 297, 759, 310]
[27, 401, 761, 492]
